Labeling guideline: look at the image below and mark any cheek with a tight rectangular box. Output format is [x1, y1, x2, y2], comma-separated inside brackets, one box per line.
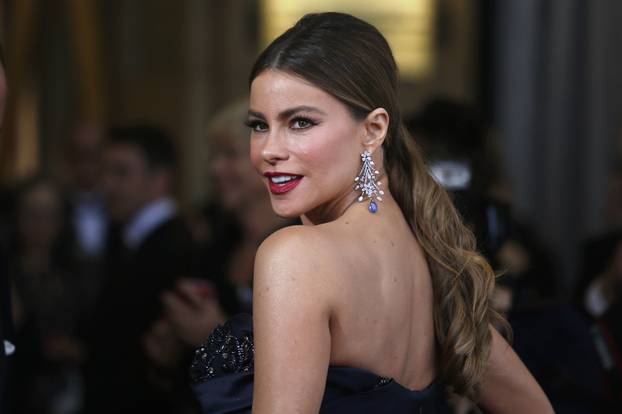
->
[296, 130, 359, 184]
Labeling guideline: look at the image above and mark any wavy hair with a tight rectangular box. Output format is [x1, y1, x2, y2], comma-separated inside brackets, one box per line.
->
[249, 12, 505, 399]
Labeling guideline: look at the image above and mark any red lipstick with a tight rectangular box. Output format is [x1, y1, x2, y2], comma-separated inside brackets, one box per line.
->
[264, 172, 303, 195]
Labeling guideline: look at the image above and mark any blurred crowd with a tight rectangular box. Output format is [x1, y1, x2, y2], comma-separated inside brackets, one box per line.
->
[1, 97, 621, 414]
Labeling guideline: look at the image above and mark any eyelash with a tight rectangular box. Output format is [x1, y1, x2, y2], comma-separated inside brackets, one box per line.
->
[244, 119, 268, 132]
[290, 117, 318, 130]
[244, 116, 319, 133]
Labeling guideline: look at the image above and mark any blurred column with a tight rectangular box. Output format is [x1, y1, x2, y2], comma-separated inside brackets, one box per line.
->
[67, 0, 106, 122]
[0, 0, 39, 183]
[182, 0, 258, 204]
[181, 0, 210, 204]
[584, 0, 622, 233]
[492, 0, 540, 221]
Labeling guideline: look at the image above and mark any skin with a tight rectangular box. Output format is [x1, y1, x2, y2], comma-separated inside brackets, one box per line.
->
[247, 71, 382, 224]
[248, 69, 553, 413]
[210, 130, 266, 213]
[100, 143, 171, 222]
[249, 70, 435, 412]
[478, 328, 555, 413]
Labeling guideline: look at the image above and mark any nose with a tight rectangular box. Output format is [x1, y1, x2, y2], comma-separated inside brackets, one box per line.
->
[261, 131, 288, 165]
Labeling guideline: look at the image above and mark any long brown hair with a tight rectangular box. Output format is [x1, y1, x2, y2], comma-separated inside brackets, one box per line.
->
[250, 12, 503, 400]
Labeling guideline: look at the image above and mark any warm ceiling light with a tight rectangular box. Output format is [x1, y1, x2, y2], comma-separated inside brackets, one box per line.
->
[260, 0, 436, 79]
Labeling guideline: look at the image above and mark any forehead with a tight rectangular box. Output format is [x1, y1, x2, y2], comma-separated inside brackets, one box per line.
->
[249, 70, 340, 114]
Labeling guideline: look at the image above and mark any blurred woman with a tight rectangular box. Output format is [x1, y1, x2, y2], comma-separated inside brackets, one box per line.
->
[8, 175, 85, 414]
[163, 101, 291, 347]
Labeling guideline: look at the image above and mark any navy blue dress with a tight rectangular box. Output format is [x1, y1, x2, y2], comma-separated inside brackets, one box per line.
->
[190, 314, 452, 413]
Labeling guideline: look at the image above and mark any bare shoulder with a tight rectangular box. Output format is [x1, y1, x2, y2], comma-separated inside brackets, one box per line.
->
[256, 225, 343, 276]
[252, 224, 340, 412]
[254, 225, 344, 308]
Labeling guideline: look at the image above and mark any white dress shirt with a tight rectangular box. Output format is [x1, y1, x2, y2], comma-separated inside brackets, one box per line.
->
[123, 198, 177, 250]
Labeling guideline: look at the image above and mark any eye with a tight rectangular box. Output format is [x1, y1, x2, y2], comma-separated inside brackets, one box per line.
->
[244, 119, 268, 133]
[291, 117, 317, 130]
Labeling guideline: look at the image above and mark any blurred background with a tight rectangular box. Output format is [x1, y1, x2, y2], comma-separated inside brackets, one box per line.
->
[1, 1, 622, 413]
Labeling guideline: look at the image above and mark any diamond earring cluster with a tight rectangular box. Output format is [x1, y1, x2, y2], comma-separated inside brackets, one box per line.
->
[354, 150, 384, 213]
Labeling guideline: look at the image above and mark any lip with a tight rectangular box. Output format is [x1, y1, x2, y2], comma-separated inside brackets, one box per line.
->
[264, 171, 303, 195]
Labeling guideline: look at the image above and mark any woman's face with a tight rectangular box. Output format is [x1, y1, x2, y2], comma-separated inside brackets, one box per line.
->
[209, 130, 265, 212]
[248, 70, 364, 219]
[18, 183, 63, 250]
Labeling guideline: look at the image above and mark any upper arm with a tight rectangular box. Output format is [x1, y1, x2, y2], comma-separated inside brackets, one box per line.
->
[252, 227, 337, 414]
[478, 326, 554, 414]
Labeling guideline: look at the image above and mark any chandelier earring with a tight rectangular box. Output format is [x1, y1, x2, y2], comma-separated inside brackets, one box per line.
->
[354, 150, 384, 213]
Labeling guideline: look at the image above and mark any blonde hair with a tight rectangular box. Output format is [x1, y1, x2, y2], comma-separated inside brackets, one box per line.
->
[206, 99, 249, 149]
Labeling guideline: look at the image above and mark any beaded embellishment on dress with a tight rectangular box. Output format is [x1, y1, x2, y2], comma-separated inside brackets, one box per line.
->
[374, 377, 392, 388]
[189, 317, 391, 388]
[190, 319, 254, 383]
[189, 315, 451, 413]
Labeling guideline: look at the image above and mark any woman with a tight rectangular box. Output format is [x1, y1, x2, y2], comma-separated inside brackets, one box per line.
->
[7, 175, 85, 413]
[162, 101, 292, 346]
[191, 12, 552, 413]
[201, 100, 293, 315]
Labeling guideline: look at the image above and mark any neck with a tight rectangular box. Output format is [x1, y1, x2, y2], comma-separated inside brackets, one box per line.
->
[302, 174, 389, 225]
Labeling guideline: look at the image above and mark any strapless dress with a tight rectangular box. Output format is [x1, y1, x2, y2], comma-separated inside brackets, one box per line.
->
[190, 314, 452, 413]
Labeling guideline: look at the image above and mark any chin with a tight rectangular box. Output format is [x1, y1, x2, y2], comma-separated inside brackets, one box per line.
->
[269, 200, 303, 219]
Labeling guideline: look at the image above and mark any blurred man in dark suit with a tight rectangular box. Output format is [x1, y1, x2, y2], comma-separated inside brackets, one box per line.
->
[84, 126, 196, 414]
[0, 42, 13, 413]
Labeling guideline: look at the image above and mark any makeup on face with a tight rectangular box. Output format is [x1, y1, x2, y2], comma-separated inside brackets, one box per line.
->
[263, 171, 304, 195]
[247, 70, 363, 218]
[247, 107, 323, 196]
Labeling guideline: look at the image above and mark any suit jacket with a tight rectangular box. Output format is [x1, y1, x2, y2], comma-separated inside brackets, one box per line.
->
[85, 214, 197, 414]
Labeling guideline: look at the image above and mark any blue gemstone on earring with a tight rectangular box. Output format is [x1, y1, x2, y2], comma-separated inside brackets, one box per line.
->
[368, 200, 378, 213]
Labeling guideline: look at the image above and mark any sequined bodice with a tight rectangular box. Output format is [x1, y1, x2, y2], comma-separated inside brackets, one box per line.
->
[191, 315, 254, 382]
[190, 314, 451, 414]
[190, 315, 389, 388]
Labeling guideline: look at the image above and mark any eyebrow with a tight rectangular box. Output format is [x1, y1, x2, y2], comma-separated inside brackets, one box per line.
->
[248, 105, 327, 121]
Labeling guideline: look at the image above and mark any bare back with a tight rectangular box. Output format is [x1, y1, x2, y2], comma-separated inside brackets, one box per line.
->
[316, 197, 437, 391]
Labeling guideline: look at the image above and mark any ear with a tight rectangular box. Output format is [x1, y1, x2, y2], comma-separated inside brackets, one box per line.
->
[361, 107, 389, 153]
